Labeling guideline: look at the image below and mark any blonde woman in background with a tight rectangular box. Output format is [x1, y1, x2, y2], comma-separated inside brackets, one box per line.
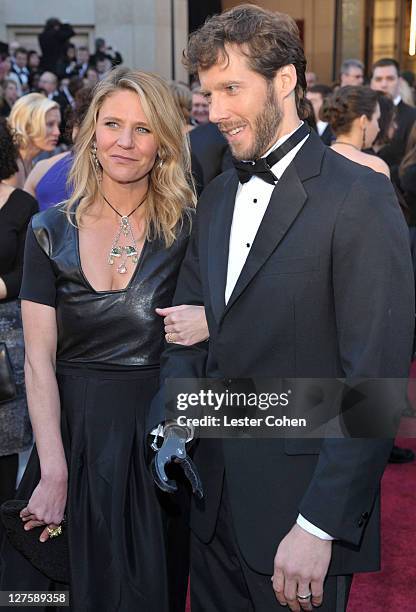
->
[0, 68, 208, 611]
[5, 93, 61, 188]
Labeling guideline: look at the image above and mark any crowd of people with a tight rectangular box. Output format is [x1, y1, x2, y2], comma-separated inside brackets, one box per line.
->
[0, 5, 415, 612]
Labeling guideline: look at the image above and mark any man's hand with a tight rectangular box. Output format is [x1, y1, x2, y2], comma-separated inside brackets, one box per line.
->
[272, 523, 332, 611]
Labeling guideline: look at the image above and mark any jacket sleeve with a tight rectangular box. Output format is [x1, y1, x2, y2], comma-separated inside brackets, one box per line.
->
[298, 172, 415, 545]
[147, 203, 209, 433]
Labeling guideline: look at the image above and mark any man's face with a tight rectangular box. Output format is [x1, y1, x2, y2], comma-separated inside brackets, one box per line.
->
[306, 72, 317, 88]
[15, 52, 27, 69]
[39, 73, 57, 94]
[306, 91, 323, 122]
[371, 65, 399, 99]
[340, 67, 364, 86]
[199, 46, 282, 160]
[191, 93, 209, 124]
[77, 49, 89, 64]
[4, 82, 18, 103]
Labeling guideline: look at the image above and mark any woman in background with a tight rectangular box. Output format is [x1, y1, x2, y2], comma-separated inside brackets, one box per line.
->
[5, 93, 61, 188]
[0, 118, 38, 521]
[322, 85, 390, 177]
[24, 87, 93, 210]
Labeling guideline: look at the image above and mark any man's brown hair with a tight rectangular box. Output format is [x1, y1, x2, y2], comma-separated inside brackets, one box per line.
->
[184, 3, 308, 118]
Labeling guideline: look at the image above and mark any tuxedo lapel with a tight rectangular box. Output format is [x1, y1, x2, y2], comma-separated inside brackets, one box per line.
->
[208, 171, 239, 323]
[224, 162, 307, 315]
[224, 131, 325, 316]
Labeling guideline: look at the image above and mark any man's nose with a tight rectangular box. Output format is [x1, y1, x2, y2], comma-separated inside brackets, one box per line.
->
[209, 96, 227, 125]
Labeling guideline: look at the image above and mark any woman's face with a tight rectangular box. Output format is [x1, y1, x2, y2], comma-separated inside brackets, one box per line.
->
[364, 103, 381, 148]
[33, 107, 61, 151]
[95, 89, 159, 186]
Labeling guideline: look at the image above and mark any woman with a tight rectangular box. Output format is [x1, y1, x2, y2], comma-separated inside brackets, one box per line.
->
[24, 87, 93, 210]
[0, 68, 208, 611]
[5, 93, 61, 188]
[0, 118, 38, 520]
[323, 86, 415, 459]
[321, 85, 390, 177]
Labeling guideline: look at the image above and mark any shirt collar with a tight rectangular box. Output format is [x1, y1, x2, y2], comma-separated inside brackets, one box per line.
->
[394, 95, 402, 106]
[261, 121, 305, 158]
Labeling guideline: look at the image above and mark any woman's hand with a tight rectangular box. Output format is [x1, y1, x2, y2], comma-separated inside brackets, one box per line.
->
[155, 305, 209, 346]
[20, 472, 67, 542]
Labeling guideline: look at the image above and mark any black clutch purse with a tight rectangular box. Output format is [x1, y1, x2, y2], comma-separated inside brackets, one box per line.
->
[0, 342, 17, 403]
[0, 500, 69, 584]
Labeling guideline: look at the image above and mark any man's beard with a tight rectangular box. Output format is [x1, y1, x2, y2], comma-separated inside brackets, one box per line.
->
[233, 82, 282, 161]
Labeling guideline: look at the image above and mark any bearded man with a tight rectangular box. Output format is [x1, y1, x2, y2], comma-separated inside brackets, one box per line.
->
[150, 5, 414, 611]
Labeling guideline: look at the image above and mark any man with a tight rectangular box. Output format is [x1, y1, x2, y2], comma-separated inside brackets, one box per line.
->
[305, 70, 317, 89]
[150, 5, 414, 611]
[75, 46, 90, 78]
[340, 59, 364, 87]
[38, 18, 75, 74]
[371, 57, 416, 167]
[191, 88, 210, 125]
[189, 122, 233, 189]
[9, 47, 30, 95]
[306, 84, 334, 145]
[0, 79, 18, 117]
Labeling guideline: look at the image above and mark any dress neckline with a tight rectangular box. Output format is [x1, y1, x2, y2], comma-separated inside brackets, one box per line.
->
[73, 222, 148, 294]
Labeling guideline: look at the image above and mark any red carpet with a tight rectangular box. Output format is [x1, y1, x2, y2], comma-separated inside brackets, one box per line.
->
[347, 431, 416, 610]
[186, 414, 416, 611]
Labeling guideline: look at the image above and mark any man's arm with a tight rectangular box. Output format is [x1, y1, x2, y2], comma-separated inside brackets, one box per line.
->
[147, 204, 209, 434]
[298, 171, 415, 543]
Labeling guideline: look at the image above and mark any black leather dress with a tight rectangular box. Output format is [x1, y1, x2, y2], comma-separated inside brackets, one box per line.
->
[0, 204, 191, 612]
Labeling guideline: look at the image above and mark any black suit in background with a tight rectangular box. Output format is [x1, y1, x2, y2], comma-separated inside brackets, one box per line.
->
[39, 23, 75, 75]
[149, 131, 414, 610]
[379, 100, 416, 168]
[189, 122, 233, 190]
[320, 123, 334, 146]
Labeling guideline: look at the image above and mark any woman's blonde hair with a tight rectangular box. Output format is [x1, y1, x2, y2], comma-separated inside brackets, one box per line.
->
[8, 93, 59, 150]
[66, 68, 196, 247]
[169, 81, 192, 125]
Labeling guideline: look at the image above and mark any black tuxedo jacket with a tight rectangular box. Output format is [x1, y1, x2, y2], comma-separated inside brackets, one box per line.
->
[379, 100, 416, 167]
[149, 131, 414, 576]
[189, 122, 233, 190]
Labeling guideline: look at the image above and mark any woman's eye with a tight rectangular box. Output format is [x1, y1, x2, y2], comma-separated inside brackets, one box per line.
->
[136, 126, 150, 133]
[105, 121, 118, 128]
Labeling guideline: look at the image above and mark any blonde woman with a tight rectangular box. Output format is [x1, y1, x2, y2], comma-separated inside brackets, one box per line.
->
[0, 68, 208, 611]
[6, 93, 61, 188]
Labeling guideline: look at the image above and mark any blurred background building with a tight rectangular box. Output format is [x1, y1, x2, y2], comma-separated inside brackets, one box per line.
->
[0, 0, 414, 83]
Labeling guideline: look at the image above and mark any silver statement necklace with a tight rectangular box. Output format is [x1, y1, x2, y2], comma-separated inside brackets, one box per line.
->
[102, 191, 147, 274]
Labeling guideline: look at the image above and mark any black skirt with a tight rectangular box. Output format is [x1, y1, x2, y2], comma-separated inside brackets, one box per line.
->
[0, 364, 170, 612]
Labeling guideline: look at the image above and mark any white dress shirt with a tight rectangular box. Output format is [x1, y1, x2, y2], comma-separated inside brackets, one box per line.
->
[225, 123, 334, 541]
[393, 95, 402, 106]
[316, 120, 329, 137]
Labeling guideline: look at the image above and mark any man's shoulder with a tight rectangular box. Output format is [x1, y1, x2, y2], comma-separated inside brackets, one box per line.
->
[398, 100, 416, 120]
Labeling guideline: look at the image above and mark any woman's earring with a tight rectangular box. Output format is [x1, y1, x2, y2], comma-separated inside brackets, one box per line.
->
[362, 127, 366, 150]
[157, 154, 164, 169]
[91, 141, 102, 182]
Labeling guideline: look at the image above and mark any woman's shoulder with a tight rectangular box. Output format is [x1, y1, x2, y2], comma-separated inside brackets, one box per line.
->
[8, 187, 39, 217]
[31, 201, 72, 234]
[361, 152, 390, 177]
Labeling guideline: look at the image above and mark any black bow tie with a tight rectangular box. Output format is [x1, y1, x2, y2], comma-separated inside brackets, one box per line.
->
[233, 122, 310, 185]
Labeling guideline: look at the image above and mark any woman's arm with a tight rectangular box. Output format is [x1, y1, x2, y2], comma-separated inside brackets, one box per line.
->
[155, 304, 209, 345]
[20, 300, 67, 542]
